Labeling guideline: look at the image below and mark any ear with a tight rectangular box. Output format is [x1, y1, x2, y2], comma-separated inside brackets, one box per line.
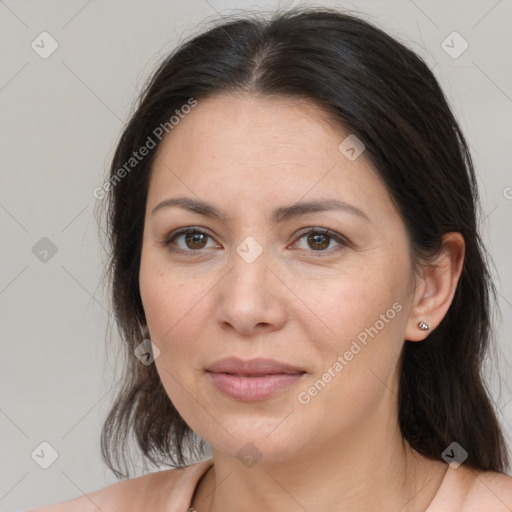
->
[405, 232, 465, 341]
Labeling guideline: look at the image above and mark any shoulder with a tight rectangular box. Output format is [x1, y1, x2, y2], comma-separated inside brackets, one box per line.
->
[26, 465, 190, 512]
[462, 468, 512, 511]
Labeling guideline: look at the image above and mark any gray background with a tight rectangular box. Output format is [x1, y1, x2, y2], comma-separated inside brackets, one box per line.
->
[1, 0, 511, 510]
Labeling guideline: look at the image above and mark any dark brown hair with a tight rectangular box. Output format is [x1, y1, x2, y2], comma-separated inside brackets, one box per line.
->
[96, 6, 510, 478]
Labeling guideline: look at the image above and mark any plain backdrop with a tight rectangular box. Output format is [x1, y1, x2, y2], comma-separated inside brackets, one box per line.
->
[1, 0, 511, 510]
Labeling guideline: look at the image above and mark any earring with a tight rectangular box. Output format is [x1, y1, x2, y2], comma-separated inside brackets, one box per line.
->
[418, 321, 429, 331]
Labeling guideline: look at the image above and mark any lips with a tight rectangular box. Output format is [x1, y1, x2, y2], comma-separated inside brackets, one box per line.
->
[206, 357, 306, 376]
[206, 357, 306, 401]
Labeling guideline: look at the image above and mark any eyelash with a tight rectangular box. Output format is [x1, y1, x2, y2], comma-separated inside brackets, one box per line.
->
[159, 226, 351, 257]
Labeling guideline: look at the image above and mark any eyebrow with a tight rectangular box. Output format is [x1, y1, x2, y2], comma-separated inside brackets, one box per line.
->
[150, 196, 370, 223]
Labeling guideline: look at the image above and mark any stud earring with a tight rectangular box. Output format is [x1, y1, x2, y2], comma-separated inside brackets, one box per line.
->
[418, 321, 429, 331]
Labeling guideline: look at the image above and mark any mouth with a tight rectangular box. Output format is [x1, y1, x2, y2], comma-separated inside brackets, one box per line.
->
[206, 357, 307, 401]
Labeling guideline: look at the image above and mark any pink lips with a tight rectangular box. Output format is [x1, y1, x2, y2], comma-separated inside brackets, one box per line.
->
[206, 357, 306, 402]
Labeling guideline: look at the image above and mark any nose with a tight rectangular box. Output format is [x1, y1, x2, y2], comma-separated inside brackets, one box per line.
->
[215, 249, 287, 336]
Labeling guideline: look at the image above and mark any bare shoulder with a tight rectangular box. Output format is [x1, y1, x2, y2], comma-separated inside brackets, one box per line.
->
[464, 468, 512, 511]
[27, 467, 184, 512]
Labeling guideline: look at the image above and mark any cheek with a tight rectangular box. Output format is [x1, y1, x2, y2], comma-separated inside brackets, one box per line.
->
[289, 260, 408, 350]
[290, 259, 409, 411]
[138, 259, 229, 421]
[139, 267, 209, 419]
[141, 282, 207, 355]
[139, 245, 209, 340]
[139, 265, 202, 384]
[294, 298, 406, 439]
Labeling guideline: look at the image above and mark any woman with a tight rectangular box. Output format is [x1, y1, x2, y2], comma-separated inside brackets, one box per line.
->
[31, 6, 512, 511]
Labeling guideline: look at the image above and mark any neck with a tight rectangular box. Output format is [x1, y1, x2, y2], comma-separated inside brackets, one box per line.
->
[192, 420, 447, 512]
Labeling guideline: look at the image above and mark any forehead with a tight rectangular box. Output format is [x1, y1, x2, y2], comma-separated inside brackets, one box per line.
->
[155, 94, 344, 169]
[147, 93, 397, 225]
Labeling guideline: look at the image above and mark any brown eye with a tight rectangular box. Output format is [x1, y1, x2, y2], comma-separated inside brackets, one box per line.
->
[307, 232, 330, 250]
[292, 227, 350, 254]
[183, 232, 208, 250]
[163, 227, 217, 255]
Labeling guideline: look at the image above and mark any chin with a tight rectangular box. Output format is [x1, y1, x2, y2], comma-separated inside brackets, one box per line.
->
[203, 420, 309, 466]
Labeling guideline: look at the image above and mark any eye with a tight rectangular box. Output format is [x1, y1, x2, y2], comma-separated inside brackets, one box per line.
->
[161, 227, 218, 255]
[291, 227, 349, 254]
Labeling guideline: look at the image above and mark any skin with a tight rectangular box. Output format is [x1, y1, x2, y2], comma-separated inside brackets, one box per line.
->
[138, 93, 465, 511]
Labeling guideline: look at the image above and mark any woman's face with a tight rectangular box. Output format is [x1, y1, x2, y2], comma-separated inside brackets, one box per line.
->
[139, 94, 417, 464]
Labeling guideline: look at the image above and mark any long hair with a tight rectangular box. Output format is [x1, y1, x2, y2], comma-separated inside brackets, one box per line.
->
[95, 7, 510, 478]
